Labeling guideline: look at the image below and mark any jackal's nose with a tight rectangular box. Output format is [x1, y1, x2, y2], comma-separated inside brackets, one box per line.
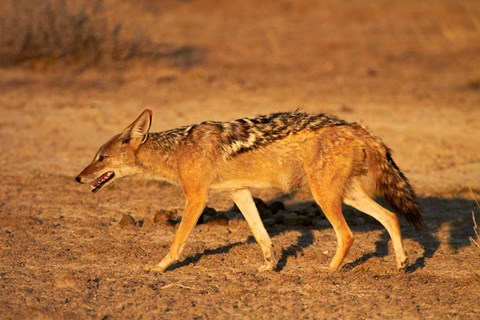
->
[75, 176, 83, 183]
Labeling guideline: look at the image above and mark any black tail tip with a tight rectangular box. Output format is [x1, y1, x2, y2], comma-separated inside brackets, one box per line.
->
[412, 219, 424, 232]
[405, 206, 424, 232]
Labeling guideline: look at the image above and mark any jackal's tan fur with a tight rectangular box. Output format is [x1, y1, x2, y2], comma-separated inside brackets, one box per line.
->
[76, 110, 422, 272]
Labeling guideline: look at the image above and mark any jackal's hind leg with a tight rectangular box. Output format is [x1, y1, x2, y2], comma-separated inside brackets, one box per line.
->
[229, 189, 276, 271]
[344, 180, 408, 270]
[307, 166, 354, 271]
[316, 195, 353, 271]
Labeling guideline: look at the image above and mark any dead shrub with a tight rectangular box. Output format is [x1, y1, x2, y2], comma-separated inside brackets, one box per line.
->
[0, 0, 152, 67]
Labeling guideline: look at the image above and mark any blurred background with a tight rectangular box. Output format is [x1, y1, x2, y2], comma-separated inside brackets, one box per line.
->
[1, 0, 479, 107]
[1, 2, 480, 318]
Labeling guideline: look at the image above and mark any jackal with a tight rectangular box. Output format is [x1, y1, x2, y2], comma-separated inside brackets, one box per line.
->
[76, 110, 422, 273]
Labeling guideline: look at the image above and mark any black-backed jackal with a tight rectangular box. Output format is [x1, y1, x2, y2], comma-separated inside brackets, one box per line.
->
[76, 110, 422, 273]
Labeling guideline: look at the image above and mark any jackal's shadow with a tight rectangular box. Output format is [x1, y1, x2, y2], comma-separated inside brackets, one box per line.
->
[274, 228, 315, 272]
[164, 240, 248, 272]
[276, 196, 477, 272]
[166, 195, 477, 272]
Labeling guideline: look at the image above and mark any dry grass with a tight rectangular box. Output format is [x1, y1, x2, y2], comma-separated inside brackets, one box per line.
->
[470, 213, 480, 251]
[0, 0, 153, 67]
[470, 192, 480, 254]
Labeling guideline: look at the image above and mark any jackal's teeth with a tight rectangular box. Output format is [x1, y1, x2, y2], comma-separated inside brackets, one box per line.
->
[91, 171, 115, 192]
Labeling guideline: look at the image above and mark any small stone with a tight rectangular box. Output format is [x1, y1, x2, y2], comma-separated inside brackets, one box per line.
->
[203, 206, 217, 216]
[314, 218, 331, 228]
[154, 209, 180, 226]
[259, 209, 273, 220]
[284, 212, 299, 226]
[269, 201, 285, 214]
[118, 214, 136, 228]
[207, 215, 229, 226]
[233, 213, 244, 220]
[228, 215, 247, 227]
[273, 210, 286, 224]
[297, 215, 312, 226]
[311, 203, 325, 216]
[203, 211, 229, 226]
[202, 215, 212, 224]
[262, 218, 276, 227]
[352, 217, 366, 226]
[304, 207, 320, 218]
[229, 203, 240, 213]
[253, 198, 272, 219]
[198, 206, 217, 224]
[225, 212, 238, 220]
[167, 217, 181, 225]
[253, 197, 269, 211]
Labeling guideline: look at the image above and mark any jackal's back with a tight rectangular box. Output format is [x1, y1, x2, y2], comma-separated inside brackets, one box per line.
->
[148, 112, 348, 158]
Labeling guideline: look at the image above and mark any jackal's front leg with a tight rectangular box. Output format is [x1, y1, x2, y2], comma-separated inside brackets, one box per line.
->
[229, 189, 277, 271]
[145, 193, 207, 273]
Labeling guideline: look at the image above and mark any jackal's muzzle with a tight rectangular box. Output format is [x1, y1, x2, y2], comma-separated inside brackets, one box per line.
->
[75, 171, 115, 193]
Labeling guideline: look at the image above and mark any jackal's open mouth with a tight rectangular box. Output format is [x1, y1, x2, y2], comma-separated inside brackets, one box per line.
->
[91, 171, 115, 193]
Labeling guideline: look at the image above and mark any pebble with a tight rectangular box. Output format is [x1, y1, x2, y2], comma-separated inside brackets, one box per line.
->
[203, 211, 229, 226]
[273, 210, 286, 224]
[202, 206, 217, 216]
[284, 212, 299, 226]
[153, 209, 180, 226]
[304, 207, 320, 218]
[205, 215, 229, 226]
[253, 198, 272, 219]
[253, 197, 269, 210]
[352, 217, 366, 226]
[262, 218, 276, 227]
[118, 214, 136, 228]
[269, 201, 285, 214]
[233, 213, 244, 220]
[228, 215, 247, 227]
[297, 214, 312, 226]
[314, 218, 331, 228]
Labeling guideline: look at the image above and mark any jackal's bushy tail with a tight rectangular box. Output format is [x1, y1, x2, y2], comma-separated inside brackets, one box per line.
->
[367, 142, 423, 231]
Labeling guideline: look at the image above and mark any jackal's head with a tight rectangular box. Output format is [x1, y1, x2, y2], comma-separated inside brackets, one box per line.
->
[75, 109, 152, 193]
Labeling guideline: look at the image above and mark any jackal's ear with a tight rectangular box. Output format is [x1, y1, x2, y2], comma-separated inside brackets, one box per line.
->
[121, 109, 152, 145]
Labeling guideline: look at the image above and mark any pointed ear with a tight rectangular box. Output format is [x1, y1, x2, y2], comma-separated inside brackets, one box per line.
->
[121, 109, 152, 145]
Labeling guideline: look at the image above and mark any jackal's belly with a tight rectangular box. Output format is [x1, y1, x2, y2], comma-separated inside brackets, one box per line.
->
[210, 156, 307, 192]
[210, 175, 305, 192]
[210, 179, 280, 191]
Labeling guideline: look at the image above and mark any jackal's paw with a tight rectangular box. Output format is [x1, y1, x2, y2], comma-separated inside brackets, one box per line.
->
[319, 266, 337, 273]
[144, 264, 167, 274]
[396, 257, 409, 271]
[258, 263, 274, 272]
[258, 260, 276, 272]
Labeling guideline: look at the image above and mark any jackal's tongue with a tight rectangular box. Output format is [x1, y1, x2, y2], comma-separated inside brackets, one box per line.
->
[91, 171, 114, 192]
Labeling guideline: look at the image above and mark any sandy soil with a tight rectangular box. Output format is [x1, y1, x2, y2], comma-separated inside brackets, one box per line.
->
[1, 0, 480, 318]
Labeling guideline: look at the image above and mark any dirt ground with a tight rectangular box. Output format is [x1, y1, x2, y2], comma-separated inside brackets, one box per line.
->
[1, 0, 480, 319]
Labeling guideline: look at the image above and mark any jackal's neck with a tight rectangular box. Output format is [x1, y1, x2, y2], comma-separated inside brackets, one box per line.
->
[147, 125, 192, 151]
[135, 138, 181, 185]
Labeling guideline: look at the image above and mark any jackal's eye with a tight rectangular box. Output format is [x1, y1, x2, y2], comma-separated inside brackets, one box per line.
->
[98, 155, 107, 162]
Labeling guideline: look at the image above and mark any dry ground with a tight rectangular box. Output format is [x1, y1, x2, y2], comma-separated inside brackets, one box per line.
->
[1, 0, 480, 319]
